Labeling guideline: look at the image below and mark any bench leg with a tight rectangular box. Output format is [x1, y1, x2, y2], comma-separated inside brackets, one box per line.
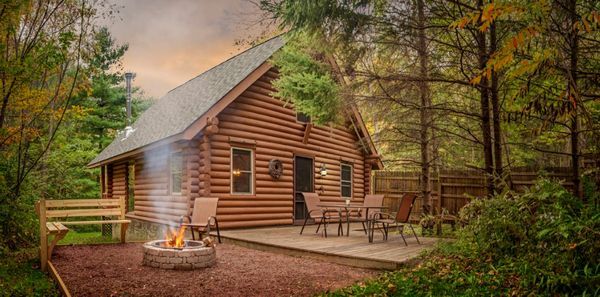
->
[47, 230, 69, 261]
[120, 223, 129, 243]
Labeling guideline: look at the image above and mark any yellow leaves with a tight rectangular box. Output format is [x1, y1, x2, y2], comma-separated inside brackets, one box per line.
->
[479, 3, 497, 32]
[470, 75, 482, 86]
[450, 13, 479, 30]
[449, 3, 518, 33]
[574, 11, 600, 33]
[594, 11, 600, 24]
[508, 26, 538, 51]
[1, 73, 81, 146]
[468, 24, 545, 84]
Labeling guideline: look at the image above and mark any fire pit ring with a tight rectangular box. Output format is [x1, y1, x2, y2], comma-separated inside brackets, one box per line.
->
[142, 239, 216, 270]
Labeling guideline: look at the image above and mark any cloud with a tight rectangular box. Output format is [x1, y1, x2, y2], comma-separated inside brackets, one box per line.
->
[104, 0, 263, 98]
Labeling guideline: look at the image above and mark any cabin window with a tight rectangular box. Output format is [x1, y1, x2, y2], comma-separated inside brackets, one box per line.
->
[340, 163, 353, 198]
[296, 112, 311, 123]
[231, 147, 254, 195]
[170, 152, 183, 195]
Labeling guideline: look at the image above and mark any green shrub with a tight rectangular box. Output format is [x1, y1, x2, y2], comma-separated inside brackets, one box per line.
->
[325, 178, 600, 296]
[457, 178, 600, 295]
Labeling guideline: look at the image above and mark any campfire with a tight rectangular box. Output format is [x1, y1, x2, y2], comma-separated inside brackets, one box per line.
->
[142, 226, 217, 270]
[163, 226, 187, 248]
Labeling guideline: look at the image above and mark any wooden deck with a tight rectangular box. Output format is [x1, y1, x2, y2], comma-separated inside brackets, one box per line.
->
[218, 223, 440, 270]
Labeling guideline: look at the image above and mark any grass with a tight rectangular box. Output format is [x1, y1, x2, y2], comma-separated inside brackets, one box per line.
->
[59, 230, 118, 245]
[0, 231, 117, 297]
[0, 248, 60, 297]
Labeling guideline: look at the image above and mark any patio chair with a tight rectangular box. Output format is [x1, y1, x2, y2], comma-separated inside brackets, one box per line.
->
[300, 192, 343, 237]
[347, 194, 385, 234]
[180, 197, 221, 243]
[369, 193, 420, 245]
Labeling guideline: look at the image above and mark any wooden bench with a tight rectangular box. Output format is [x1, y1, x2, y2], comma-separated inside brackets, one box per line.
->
[36, 197, 131, 271]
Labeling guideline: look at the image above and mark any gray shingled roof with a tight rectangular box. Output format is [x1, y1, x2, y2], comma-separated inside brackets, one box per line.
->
[89, 36, 285, 167]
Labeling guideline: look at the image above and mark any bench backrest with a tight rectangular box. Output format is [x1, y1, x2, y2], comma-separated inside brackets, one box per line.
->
[37, 197, 126, 220]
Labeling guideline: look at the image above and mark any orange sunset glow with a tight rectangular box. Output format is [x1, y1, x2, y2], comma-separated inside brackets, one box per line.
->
[105, 0, 269, 98]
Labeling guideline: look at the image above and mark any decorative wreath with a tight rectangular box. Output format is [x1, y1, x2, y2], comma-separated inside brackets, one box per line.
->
[268, 159, 284, 180]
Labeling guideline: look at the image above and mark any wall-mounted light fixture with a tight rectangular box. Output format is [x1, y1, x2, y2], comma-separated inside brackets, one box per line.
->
[319, 163, 327, 177]
[232, 169, 241, 176]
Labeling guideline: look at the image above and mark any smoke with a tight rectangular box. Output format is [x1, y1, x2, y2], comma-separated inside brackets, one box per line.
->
[138, 144, 183, 238]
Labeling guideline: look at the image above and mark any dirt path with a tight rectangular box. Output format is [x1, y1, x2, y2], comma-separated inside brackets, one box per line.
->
[52, 243, 379, 296]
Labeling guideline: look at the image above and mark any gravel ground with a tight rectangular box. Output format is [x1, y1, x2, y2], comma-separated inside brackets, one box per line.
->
[52, 243, 379, 297]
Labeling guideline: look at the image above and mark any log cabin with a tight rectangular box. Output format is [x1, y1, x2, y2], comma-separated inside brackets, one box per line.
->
[88, 35, 383, 233]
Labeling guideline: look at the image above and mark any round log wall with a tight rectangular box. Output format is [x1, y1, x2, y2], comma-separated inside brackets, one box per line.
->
[209, 70, 367, 228]
[104, 68, 372, 229]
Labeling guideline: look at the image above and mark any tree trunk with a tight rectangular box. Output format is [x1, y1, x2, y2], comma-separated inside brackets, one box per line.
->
[477, 0, 494, 196]
[567, 0, 581, 199]
[416, 0, 432, 215]
[490, 15, 503, 187]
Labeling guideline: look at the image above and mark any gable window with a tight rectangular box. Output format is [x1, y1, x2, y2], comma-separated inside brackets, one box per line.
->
[231, 148, 254, 194]
[340, 163, 353, 198]
[170, 152, 183, 195]
[296, 112, 311, 123]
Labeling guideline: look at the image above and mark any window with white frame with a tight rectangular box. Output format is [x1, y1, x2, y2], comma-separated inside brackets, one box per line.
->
[231, 148, 254, 194]
[340, 163, 352, 198]
[170, 152, 183, 195]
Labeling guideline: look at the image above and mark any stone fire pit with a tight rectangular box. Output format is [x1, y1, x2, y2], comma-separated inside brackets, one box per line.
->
[142, 239, 216, 270]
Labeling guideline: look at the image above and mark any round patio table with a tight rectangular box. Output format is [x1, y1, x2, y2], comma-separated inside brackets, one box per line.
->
[317, 203, 387, 242]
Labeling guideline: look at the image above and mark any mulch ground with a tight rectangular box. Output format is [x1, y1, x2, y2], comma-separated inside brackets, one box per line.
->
[52, 243, 379, 297]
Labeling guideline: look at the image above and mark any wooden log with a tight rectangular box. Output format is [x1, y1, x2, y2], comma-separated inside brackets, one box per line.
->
[132, 210, 182, 223]
[235, 95, 295, 116]
[256, 187, 293, 194]
[134, 195, 188, 203]
[255, 174, 293, 182]
[219, 122, 304, 143]
[134, 183, 168, 191]
[226, 102, 296, 122]
[219, 193, 292, 200]
[219, 219, 291, 229]
[218, 200, 292, 207]
[249, 80, 277, 93]
[135, 200, 188, 210]
[135, 177, 168, 185]
[216, 213, 291, 222]
[218, 207, 291, 214]
[134, 189, 169, 196]
[134, 206, 187, 216]
[218, 122, 364, 159]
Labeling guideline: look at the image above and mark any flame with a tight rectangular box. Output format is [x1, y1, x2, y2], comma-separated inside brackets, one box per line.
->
[164, 226, 187, 248]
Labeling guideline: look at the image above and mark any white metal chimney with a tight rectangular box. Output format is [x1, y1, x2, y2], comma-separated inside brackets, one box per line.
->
[124, 72, 136, 126]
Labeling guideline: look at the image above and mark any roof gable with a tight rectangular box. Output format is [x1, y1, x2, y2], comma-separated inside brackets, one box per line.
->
[89, 36, 285, 167]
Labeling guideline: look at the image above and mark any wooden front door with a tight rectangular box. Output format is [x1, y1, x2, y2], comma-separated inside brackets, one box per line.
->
[293, 156, 314, 223]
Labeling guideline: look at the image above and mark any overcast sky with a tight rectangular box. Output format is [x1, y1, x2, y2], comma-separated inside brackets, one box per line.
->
[104, 0, 268, 98]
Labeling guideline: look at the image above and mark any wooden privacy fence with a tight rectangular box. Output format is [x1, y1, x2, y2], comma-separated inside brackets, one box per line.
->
[372, 167, 574, 221]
